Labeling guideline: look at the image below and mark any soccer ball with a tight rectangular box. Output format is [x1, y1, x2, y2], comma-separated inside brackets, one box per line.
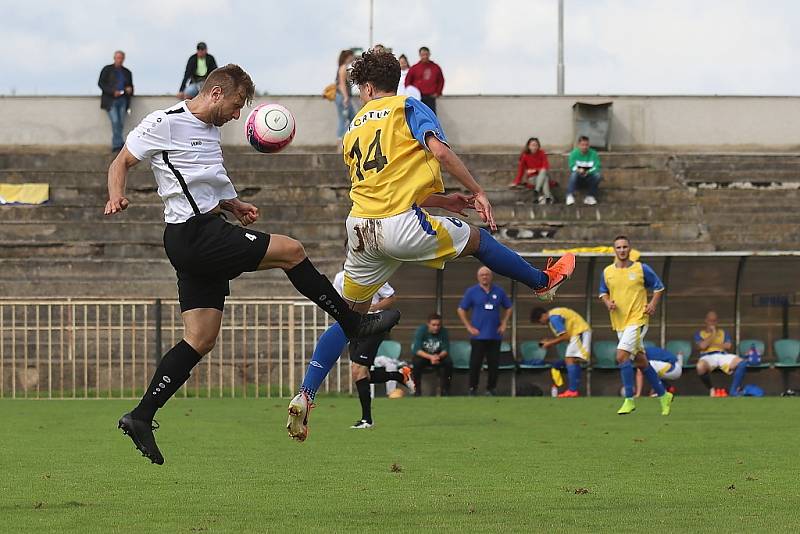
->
[245, 103, 296, 153]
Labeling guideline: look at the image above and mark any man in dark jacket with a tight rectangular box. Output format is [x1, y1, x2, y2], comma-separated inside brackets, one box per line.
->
[178, 42, 218, 99]
[98, 50, 133, 151]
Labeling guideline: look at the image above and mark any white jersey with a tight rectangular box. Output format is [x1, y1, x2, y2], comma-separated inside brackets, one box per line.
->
[125, 100, 237, 224]
[333, 271, 394, 307]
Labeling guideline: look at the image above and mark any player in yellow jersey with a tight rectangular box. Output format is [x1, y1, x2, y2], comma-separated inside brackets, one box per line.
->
[531, 307, 591, 397]
[287, 50, 576, 440]
[599, 235, 673, 416]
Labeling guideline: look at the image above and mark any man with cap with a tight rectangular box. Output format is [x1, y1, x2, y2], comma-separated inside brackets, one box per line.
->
[178, 42, 218, 100]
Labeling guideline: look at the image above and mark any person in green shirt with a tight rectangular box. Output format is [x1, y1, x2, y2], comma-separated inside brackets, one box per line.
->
[566, 135, 603, 206]
[411, 313, 453, 396]
[178, 42, 218, 100]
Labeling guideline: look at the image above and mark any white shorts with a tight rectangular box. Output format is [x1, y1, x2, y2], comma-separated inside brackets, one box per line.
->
[616, 325, 648, 356]
[698, 353, 740, 374]
[565, 331, 591, 360]
[343, 206, 471, 302]
[650, 359, 682, 381]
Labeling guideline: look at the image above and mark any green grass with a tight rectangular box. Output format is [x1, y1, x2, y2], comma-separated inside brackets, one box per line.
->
[2, 397, 799, 533]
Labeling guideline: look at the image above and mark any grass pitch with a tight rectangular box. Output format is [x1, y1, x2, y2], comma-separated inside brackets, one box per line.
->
[2, 396, 799, 533]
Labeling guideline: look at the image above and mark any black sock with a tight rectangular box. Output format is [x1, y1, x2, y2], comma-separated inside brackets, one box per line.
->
[355, 378, 372, 422]
[131, 340, 202, 421]
[284, 258, 358, 334]
[369, 368, 405, 383]
[699, 373, 713, 390]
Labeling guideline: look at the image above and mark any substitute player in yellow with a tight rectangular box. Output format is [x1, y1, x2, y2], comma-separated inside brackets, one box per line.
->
[531, 306, 591, 397]
[287, 50, 576, 440]
[599, 235, 673, 415]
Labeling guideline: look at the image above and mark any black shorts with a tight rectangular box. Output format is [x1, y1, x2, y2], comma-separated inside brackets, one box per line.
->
[348, 332, 387, 367]
[163, 212, 270, 312]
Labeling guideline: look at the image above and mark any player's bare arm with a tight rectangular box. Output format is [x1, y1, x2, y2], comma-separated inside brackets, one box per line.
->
[220, 198, 259, 226]
[421, 192, 475, 216]
[644, 289, 664, 315]
[427, 136, 496, 231]
[601, 294, 617, 311]
[368, 294, 396, 312]
[542, 332, 570, 348]
[104, 146, 140, 215]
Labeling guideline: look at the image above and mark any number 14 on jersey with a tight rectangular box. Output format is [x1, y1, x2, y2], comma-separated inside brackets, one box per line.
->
[349, 129, 388, 181]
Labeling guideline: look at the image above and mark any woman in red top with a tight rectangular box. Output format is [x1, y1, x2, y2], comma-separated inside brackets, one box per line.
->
[510, 137, 552, 204]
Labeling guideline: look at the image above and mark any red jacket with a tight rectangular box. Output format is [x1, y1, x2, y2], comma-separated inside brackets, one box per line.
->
[514, 150, 550, 183]
[405, 61, 445, 96]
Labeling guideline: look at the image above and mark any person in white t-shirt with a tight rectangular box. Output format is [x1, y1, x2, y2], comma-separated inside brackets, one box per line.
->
[106, 64, 399, 465]
[332, 270, 415, 429]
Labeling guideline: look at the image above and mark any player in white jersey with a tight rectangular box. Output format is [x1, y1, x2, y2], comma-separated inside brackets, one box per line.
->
[106, 65, 399, 465]
[332, 271, 415, 429]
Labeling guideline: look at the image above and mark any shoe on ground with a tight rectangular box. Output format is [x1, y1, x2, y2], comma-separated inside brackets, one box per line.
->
[710, 388, 718, 397]
[718, 388, 729, 397]
[533, 253, 576, 302]
[565, 194, 575, 206]
[287, 392, 313, 442]
[350, 419, 374, 429]
[558, 389, 580, 398]
[118, 413, 164, 465]
[348, 309, 401, 339]
[509, 182, 521, 188]
[660, 391, 674, 415]
[401, 366, 416, 394]
[617, 398, 636, 415]
[537, 195, 548, 205]
[583, 195, 597, 205]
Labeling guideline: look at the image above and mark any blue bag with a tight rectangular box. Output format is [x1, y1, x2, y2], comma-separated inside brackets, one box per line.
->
[742, 384, 764, 397]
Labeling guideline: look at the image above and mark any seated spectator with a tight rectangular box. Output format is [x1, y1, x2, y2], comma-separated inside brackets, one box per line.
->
[566, 135, 602, 206]
[510, 138, 553, 204]
[531, 306, 591, 397]
[178, 42, 218, 100]
[411, 313, 453, 396]
[635, 345, 683, 397]
[457, 267, 512, 396]
[695, 310, 748, 397]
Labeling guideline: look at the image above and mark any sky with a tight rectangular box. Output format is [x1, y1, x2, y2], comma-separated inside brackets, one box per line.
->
[1, 0, 798, 96]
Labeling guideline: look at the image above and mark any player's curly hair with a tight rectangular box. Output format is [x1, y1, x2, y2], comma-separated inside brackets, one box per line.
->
[349, 50, 401, 93]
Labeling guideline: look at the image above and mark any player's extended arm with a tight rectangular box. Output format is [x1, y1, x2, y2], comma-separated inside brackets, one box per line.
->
[220, 198, 260, 226]
[420, 192, 475, 216]
[427, 136, 496, 231]
[104, 147, 140, 215]
[542, 332, 570, 348]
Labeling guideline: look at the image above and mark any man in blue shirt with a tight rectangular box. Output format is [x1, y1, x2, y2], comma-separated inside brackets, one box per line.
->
[457, 266, 512, 396]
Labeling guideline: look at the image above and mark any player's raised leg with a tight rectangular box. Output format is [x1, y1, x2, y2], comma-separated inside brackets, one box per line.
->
[120, 308, 220, 464]
[257, 234, 399, 339]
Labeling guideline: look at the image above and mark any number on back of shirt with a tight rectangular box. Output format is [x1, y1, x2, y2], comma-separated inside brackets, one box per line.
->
[349, 129, 388, 181]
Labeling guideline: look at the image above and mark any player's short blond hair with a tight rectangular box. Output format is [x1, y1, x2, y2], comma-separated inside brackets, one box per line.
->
[200, 64, 255, 106]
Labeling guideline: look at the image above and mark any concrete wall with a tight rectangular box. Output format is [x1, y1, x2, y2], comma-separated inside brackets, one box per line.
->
[1, 95, 799, 150]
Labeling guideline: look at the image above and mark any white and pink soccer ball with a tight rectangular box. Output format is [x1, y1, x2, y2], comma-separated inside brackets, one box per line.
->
[245, 103, 296, 153]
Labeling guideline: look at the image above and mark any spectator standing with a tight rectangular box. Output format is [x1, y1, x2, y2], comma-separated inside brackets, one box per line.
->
[694, 310, 748, 397]
[511, 137, 553, 204]
[397, 54, 410, 93]
[411, 313, 453, 396]
[405, 46, 444, 114]
[457, 267, 512, 396]
[98, 50, 134, 152]
[335, 49, 356, 144]
[178, 42, 218, 100]
[566, 135, 603, 206]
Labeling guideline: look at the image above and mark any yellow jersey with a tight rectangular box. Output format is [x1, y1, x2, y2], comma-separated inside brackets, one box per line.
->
[342, 95, 445, 218]
[695, 328, 732, 355]
[547, 307, 590, 338]
[599, 261, 664, 331]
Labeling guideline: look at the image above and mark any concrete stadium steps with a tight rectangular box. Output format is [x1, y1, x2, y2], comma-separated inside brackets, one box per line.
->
[675, 154, 800, 184]
[0, 148, 669, 173]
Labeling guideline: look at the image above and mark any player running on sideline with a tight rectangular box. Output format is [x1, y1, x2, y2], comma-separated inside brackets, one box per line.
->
[287, 50, 575, 440]
[599, 235, 673, 416]
[531, 306, 591, 397]
[105, 64, 399, 464]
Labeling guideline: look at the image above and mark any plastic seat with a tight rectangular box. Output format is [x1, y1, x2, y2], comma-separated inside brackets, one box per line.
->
[376, 340, 401, 359]
[644, 340, 657, 349]
[556, 343, 566, 359]
[449, 341, 471, 370]
[519, 341, 549, 369]
[738, 339, 770, 367]
[592, 341, 618, 369]
[666, 340, 695, 369]
[774, 339, 800, 368]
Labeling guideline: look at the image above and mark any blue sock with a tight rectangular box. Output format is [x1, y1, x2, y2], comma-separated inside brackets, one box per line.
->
[642, 363, 666, 397]
[620, 360, 635, 398]
[730, 362, 748, 394]
[300, 323, 348, 401]
[567, 363, 581, 392]
[474, 229, 548, 289]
